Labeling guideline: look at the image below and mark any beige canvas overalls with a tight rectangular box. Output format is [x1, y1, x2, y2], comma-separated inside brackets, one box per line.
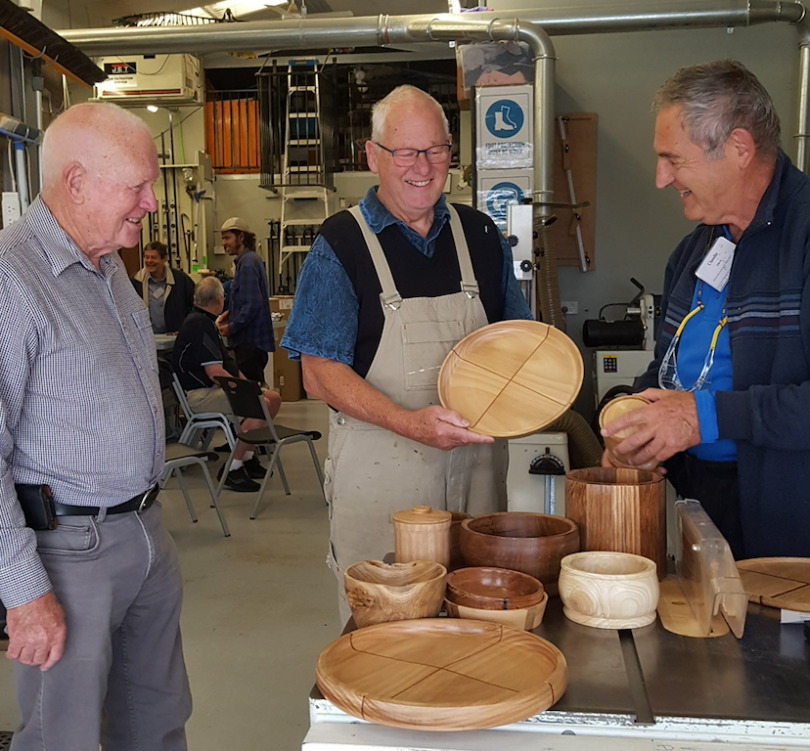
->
[325, 205, 508, 622]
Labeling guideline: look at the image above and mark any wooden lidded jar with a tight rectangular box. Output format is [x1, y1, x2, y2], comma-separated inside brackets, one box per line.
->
[393, 506, 452, 569]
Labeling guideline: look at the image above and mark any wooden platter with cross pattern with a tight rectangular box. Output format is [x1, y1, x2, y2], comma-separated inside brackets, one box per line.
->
[736, 558, 810, 612]
[315, 618, 567, 731]
[438, 320, 583, 438]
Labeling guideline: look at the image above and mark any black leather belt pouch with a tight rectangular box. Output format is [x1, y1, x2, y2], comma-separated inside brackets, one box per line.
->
[15, 484, 57, 531]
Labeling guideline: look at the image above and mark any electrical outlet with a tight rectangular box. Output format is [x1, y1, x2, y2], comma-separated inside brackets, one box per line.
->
[2, 192, 21, 228]
[561, 301, 578, 315]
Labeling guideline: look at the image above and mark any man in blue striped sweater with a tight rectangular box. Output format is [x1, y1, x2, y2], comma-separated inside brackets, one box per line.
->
[602, 60, 810, 560]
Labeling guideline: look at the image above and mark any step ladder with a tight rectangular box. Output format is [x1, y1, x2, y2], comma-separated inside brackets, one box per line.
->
[279, 61, 334, 287]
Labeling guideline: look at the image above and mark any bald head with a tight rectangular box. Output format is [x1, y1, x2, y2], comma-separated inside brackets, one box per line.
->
[41, 103, 154, 197]
[371, 85, 449, 144]
[38, 103, 159, 265]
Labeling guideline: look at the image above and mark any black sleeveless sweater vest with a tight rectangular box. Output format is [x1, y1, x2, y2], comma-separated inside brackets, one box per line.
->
[318, 204, 505, 378]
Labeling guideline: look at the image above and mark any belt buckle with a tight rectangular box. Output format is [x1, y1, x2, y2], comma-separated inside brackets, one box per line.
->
[138, 486, 155, 512]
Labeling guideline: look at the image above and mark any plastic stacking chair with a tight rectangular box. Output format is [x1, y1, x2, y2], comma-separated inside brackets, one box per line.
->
[214, 376, 325, 520]
[171, 372, 237, 452]
[160, 451, 230, 537]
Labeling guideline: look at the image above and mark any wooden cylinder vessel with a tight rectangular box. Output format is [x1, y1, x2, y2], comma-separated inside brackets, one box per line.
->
[393, 506, 452, 569]
[565, 467, 666, 580]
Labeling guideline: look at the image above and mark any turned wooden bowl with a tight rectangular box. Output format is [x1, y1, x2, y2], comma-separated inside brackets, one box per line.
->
[558, 551, 659, 629]
[459, 513, 580, 596]
[344, 560, 447, 629]
[444, 591, 549, 631]
[446, 567, 545, 611]
[599, 395, 658, 471]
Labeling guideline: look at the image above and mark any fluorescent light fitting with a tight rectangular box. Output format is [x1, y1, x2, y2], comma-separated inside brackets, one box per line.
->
[182, 0, 286, 19]
[146, 105, 159, 112]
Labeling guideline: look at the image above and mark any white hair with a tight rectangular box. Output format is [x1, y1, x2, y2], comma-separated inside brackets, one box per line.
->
[370, 85, 450, 143]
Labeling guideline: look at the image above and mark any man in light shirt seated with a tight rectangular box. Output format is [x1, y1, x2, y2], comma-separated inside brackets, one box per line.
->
[173, 276, 281, 493]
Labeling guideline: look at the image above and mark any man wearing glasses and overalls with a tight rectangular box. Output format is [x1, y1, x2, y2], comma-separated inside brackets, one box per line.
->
[282, 85, 532, 623]
[602, 60, 810, 561]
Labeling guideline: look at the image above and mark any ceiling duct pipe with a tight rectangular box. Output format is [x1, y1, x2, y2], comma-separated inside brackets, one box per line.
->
[60, 3, 806, 57]
[796, 13, 810, 173]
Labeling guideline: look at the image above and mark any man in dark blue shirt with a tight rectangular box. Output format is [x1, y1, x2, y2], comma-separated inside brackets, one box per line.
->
[216, 217, 274, 384]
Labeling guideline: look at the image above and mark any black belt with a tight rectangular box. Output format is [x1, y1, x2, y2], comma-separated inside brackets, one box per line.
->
[53, 486, 159, 517]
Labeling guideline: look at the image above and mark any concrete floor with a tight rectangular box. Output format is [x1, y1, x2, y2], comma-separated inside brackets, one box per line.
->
[0, 398, 339, 751]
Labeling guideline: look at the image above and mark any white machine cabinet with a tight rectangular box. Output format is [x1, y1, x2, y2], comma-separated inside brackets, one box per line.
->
[507, 432, 569, 516]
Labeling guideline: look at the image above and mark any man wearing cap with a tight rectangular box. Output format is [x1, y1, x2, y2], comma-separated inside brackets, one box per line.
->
[216, 217, 275, 384]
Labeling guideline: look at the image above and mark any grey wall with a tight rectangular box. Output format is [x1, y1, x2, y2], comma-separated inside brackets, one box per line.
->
[491, 1, 802, 414]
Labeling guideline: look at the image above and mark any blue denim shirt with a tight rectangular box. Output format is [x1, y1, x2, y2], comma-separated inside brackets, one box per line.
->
[282, 187, 532, 365]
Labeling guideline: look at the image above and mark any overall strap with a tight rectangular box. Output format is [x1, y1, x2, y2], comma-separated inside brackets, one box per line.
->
[447, 204, 479, 298]
[348, 205, 403, 310]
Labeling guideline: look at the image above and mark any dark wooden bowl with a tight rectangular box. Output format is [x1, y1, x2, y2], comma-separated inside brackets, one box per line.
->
[460, 513, 580, 596]
[449, 512, 471, 572]
[446, 567, 545, 610]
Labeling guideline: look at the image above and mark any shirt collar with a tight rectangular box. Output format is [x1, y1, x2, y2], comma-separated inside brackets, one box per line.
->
[358, 186, 450, 256]
[29, 197, 103, 278]
[744, 149, 787, 234]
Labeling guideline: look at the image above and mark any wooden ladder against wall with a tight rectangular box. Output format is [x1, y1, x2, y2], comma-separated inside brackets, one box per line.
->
[279, 60, 334, 287]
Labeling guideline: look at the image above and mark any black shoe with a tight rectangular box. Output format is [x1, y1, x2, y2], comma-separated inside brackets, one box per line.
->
[244, 456, 267, 479]
[214, 442, 231, 453]
[217, 464, 261, 493]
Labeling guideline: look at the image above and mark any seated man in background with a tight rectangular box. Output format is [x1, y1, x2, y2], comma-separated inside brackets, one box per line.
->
[173, 276, 282, 493]
[131, 240, 196, 333]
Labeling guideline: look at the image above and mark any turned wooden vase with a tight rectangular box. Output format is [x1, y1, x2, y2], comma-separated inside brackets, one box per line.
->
[393, 506, 452, 569]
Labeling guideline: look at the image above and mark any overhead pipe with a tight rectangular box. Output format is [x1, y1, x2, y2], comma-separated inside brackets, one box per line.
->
[796, 13, 810, 173]
[59, 3, 806, 56]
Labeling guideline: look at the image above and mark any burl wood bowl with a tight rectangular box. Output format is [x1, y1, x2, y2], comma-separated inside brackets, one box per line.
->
[558, 551, 659, 629]
[599, 395, 658, 471]
[446, 567, 545, 610]
[344, 560, 447, 629]
[459, 513, 580, 596]
[444, 592, 549, 631]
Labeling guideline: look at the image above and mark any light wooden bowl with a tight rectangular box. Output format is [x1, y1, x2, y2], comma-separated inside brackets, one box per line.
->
[444, 592, 549, 631]
[599, 395, 658, 471]
[446, 567, 545, 610]
[344, 560, 447, 629]
[558, 551, 659, 629]
[438, 320, 583, 438]
[460, 512, 580, 596]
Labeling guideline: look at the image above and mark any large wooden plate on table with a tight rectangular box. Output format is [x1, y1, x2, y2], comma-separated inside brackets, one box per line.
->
[736, 558, 810, 611]
[315, 618, 567, 731]
[438, 321, 583, 438]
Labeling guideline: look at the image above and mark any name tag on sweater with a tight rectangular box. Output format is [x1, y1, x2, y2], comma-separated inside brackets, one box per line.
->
[696, 236, 735, 291]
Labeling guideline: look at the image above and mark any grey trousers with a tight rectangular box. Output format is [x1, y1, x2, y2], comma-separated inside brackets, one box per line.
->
[11, 502, 192, 751]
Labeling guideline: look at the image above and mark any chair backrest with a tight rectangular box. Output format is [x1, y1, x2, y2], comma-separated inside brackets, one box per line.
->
[215, 377, 272, 424]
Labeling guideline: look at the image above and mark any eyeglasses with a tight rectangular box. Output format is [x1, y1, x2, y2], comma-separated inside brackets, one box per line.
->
[373, 142, 452, 167]
[658, 287, 728, 392]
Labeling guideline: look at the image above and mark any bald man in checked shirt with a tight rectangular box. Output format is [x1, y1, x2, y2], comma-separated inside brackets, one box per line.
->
[0, 104, 190, 750]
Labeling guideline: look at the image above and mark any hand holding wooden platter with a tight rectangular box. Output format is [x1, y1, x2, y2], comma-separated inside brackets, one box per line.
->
[316, 618, 567, 730]
[438, 320, 583, 438]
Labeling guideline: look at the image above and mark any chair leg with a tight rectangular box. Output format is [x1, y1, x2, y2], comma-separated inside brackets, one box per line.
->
[305, 440, 327, 503]
[175, 470, 198, 523]
[200, 462, 230, 537]
[216, 450, 236, 496]
[250, 446, 280, 520]
[275, 456, 291, 496]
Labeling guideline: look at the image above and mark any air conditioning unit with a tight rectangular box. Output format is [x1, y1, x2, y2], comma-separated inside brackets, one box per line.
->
[93, 54, 202, 106]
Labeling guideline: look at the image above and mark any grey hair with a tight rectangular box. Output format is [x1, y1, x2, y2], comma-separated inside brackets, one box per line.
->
[371, 85, 450, 143]
[653, 60, 781, 160]
[194, 276, 224, 308]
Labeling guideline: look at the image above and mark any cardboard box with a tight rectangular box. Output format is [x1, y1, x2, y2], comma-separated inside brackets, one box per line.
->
[270, 295, 295, 321]
[273, 324, 304, 401]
